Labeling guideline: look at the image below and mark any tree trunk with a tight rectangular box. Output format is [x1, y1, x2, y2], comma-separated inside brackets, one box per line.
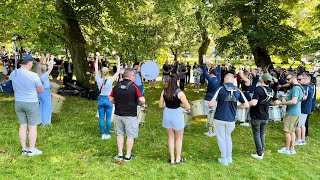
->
[250, 45, 273, 68]
[56, 0, 91, 88]
[195, 10, 210, 65]
[170, 47, 179, 62]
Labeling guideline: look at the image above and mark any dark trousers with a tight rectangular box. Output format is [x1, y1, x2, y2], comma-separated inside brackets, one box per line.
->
[305, 114, 310, 136]
[186, 74, 190, 84]
[251, 119, 268, 156]
[180, 78, 185, 90]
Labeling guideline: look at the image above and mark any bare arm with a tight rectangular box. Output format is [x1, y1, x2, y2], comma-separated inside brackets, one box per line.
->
[238, 67, 251, 86]
[94, 53, 100, 76]
[249, 99, 258, 107]
[282, 96, 298, 105]
[138, 96, 146, 106]
[159, 90, 165, 108]
[112, 56, 121, 80]
[136, 62, 142, 73]
[178, 91, 191, 111]
[37, 86, 44, 93]
[238, 101, 249, 109]
[109, 96, 115, 104]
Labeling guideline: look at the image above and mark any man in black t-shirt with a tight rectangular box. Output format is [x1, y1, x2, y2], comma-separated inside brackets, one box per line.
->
[162, 60, 171, 82]
[51, 58, 62, 82]
[249, 73, 280, 160]
[109, 68, 145, 162]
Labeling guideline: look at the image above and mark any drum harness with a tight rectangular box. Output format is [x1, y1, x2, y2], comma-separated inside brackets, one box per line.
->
[118, 81, 133, 90]
[223, 85, 238, 102]
[292, 84, 306, 101]
[259, 86, 274, 105]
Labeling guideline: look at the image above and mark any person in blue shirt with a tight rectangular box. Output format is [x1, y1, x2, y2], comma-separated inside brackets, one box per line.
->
[202, 55, 221, 137]
[208, 71, 249, 166]
[37, 55, 54, 125]
[295, 73, 314, 145]
[277, 72, 304, 155]
[306, 76, 317, 136]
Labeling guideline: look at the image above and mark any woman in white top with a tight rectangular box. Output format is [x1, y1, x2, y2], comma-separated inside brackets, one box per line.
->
[95, 53, 120, 139]
[37, 55, 54, 125]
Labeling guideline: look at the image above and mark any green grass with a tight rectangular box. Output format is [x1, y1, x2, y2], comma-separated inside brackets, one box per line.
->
[1, 83, 320, 179]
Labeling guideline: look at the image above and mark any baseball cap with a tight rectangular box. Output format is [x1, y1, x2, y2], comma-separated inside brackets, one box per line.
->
[209, 68, 218, 76]
[262, 73, 272, 83]
[22, 54, 34, 61]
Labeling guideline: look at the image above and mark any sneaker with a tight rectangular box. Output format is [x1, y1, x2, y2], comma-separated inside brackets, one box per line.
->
[295, 140, 303, 146]
[218, 158, 228, 166]
[28, 148, 42, 156]
[204, 131, 216, 137]
[21, 149, 30, 155]
[124, 155, 134, 162]
[114, 155, 124, 161]
[290, 149, 297, 154]
[251, 153, 263, 160]
[227, 157, 232, 164]
[105, 134, 111, 139]
[240, 122, 250, 127]
[301, 141, 307, 145]
[277, 147, 291, 155]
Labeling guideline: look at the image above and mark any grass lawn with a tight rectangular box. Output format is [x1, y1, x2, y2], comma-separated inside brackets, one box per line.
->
[1, 82, 320, 179]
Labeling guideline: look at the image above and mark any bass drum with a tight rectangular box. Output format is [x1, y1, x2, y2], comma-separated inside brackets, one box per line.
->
[141, 61, 160, 80]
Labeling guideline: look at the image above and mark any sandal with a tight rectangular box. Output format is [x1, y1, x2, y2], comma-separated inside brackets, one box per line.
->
[175, 157, 186, 164]
[168, 159, 175, 165]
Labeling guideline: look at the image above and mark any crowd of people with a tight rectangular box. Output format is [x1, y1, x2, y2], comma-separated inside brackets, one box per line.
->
[3, 49, 319, 166]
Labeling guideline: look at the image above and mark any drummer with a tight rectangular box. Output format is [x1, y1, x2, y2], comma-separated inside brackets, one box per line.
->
[248, 73, 279, 160]
[295, 73, 314, 145]
[208, 71, 249, 166]
[159, 75, 191, 164]
[202, 55, 221, 137]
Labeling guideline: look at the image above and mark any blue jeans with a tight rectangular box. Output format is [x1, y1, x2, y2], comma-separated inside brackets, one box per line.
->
[38, 88, 52, 125]
[98, 95, 113, 135]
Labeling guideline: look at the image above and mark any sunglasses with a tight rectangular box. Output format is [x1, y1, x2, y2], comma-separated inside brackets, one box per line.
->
[286, 78, 292, 81]
[297, 78, 305, 81]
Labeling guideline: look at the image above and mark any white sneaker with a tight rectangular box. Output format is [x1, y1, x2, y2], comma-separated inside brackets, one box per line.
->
[105, 134, 111, 139]
[204, 131, 216, 137]
[218, 158, 228, 166]
[295, 140, 303, 146]
[290, 149, 297, 154]
[277, 147, 291, 155]
[301, 141, 307, 145]
[101, 134, 106, 139]
[240, 122, 250, 127]
[21, 148, 30, 155]
[114, 154, 124, 161]
[251, 153, 263, 160]
[28, 148, 42, 156]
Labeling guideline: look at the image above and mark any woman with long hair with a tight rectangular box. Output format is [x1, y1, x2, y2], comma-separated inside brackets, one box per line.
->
[37, 55, 54, 125]
[159, 75, 191, 164]
[95, 53, 120, 140]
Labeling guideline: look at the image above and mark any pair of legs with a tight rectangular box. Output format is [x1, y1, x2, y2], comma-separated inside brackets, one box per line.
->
[295, 114, 307, 142]
[179, 78, 185, 90]
[283, 116, 299, 150]
[98, 96, 113, 135]
[214, 119, 235, 163]
[117, 136, 134, 158]
[251, 119, 268, 156]
[167, 128, 184, 163]
[194, 81, 200, 92]
[39, 88, 52, 125]
[19, 124, 38, 150]
[186, 74, 190, 84]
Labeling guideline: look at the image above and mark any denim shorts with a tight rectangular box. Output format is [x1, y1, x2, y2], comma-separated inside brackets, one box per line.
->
[162, 107, 184, 131]
[15, 101, 41, 126]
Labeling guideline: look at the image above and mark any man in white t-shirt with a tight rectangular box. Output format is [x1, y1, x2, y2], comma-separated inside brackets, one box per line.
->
[10, 54, 44, 156]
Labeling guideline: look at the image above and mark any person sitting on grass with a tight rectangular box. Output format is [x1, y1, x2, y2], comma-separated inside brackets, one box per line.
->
[159, 75, 191, 164]
[95, 53, 120, 140]
[37, 54, 54, 125]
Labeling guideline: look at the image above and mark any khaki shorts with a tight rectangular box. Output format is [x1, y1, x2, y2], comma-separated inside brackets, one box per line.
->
[15, 101, 41, 126]
[114, 115, 139, 138]
[283, 115, 299, 132]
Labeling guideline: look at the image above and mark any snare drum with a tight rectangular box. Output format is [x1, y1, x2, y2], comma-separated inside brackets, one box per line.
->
[207, 110, 215, 126]
[137, 106, 146, 125]
[191, 100, 205, 118]
[184, 111, 191, 128]
[50, 82, 60, 94]
[236, 108, 247, 122]
[51, 93, 65, 113]
[269, 106, 281, 122]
